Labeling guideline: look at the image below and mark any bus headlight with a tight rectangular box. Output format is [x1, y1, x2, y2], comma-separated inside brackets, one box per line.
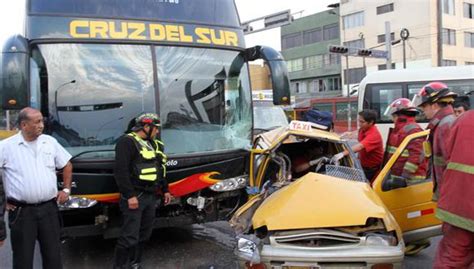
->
[210, 175, 248, 192]
[59, 196, 98, 211]
[235, 235, 261, 263]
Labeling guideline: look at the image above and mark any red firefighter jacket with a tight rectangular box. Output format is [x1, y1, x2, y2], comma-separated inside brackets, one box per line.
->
[385, 116, 427, 182]
[426, 106, 456, 200]
[436, 110, 474, 232]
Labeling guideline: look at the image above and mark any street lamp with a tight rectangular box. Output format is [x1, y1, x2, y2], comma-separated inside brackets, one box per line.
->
[54, 80, 76, 124]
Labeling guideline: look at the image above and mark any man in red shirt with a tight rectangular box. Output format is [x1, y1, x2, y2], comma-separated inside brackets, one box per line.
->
[332, 109, 383, 182]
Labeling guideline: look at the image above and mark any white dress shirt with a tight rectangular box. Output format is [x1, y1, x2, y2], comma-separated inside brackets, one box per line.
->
[0, 132, 72, 203]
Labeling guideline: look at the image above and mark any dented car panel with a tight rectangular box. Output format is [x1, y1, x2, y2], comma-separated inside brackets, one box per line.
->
[231, 121, 439, 268]
[251, 174, 400, 235]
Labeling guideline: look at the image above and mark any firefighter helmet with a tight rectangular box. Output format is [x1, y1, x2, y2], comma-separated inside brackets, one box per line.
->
[412, 82, 457, 107]
[384, 98, 420, 116]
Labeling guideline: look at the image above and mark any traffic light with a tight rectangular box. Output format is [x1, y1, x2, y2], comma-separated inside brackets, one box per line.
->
[329, 45, 349, 54]
[358, 49, 372, 57]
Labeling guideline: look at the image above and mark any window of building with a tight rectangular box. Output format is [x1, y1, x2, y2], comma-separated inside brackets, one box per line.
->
[441, 59, 457, 66]
[287, 58, 304, 72]
[442, 28, 456, 45]
[324, 54, 341, 66]
[312, 103, 332, 112]
[377, 3, 394, 15]
[323, 23, 339, 40]
[465, 32, 474, 47]
[464, 2, 474, 18]
[377, 32, 395, 44]
[281, 33, 302, 50]
[344, 38, 365, 48]
[342, 11, 364, 29]
[305, 55, 323, 69]
[344, 67, 366, 84]
[303, 28, 322, 45]
[443, 0, 455, 15]
[466, 61, 474, 65]
[327, 77, 341, 91]
[336, 102, 358, 120]
[378, 63, 396, 70]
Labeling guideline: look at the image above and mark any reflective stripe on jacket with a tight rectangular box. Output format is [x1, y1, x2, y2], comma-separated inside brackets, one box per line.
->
[385, 116, 427, 182]
[128, 132, 167, 182]
[426, 106, 456, 200]
[436, 110, 474, 232]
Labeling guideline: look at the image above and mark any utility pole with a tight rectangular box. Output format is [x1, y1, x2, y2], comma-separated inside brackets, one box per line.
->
[436, 0, 443, 66]
[385, 21, 392, 69]
[345, 55, 351, 131]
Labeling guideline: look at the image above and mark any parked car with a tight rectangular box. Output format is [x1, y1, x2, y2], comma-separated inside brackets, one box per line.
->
[230, 120, 440, 269]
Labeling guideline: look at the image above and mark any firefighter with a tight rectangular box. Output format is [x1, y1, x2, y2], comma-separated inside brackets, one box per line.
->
[383, 98, 427, 183]
[113, 113, 172, 269]
[412, 82, 457, 200]
[434, 110, 474, 268]
[384, 98, 431, 255]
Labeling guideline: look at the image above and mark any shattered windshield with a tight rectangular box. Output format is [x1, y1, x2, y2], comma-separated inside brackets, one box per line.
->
[155, 46, 252, 155]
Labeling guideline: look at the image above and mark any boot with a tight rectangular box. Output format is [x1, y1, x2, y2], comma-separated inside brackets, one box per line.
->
[113, 246, 130, 269]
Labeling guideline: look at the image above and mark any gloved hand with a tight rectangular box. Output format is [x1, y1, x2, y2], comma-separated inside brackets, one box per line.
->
[309, 157, 323, 166]
[330, 152, 345, 164]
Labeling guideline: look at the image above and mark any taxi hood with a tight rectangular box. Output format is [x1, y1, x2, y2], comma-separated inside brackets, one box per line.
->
[251, 173, 396, 232]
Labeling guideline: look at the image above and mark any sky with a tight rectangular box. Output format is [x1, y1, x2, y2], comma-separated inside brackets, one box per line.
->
[0, 0, 335, 50]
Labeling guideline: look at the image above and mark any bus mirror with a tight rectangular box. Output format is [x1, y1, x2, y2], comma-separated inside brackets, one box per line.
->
[245, 46, 290, 106]
[1, 35, 29, 110]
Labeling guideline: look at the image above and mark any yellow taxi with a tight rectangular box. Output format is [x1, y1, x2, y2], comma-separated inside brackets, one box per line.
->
[230, 120, 440, 269]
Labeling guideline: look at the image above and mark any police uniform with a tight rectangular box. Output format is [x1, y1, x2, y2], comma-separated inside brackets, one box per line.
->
[113, 122, 167, 268]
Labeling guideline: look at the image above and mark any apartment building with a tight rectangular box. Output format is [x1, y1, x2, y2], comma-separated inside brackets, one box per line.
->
[340, 0, 474, 89]
[280, 7, 342, 106]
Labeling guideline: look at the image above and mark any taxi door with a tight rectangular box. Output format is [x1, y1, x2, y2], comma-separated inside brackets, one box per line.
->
[372, 130, 442, 244]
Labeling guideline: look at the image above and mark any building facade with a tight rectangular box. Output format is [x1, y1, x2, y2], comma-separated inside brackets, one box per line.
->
[340, 0, 474, 88]
[280, 8, 342, 107]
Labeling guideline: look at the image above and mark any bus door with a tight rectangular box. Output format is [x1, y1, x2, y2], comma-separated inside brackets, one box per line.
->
[372, 130, 442, 244]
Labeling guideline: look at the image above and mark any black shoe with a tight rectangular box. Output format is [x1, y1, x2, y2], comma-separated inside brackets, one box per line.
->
[113, 246, 130, 269]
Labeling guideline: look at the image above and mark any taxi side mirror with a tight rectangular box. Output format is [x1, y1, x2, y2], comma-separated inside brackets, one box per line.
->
[382, 175, 408, 191]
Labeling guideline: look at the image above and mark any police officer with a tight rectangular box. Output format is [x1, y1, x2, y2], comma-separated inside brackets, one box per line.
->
[113, 113, 172, 269]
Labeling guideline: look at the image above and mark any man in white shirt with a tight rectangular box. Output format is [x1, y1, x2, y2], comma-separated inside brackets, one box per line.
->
[0, 107, 72, 269]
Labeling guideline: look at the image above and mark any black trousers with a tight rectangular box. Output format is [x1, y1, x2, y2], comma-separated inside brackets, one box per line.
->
[363, 166, 380, 183]
[114, 192, 157, 267]
[8, 200, 62, 269]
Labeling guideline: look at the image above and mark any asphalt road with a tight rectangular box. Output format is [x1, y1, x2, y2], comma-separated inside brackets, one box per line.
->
[0, 220, 441, 269]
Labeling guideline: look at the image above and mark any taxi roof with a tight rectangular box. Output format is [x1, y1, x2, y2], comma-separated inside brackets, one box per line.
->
[256, 121, 342, 151]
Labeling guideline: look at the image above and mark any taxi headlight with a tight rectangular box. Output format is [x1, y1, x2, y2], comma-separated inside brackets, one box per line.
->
[365, 233, 397, 246]
[210, 175, 248, 192]
[235, 235, 261, 263]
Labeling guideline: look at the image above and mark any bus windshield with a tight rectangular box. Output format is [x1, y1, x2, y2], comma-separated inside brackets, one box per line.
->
[30, 43, 252, 157]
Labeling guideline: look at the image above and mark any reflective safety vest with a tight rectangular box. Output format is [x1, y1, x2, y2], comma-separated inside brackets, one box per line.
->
[436, 110, 474, 232]
[128, 132, 167, 182]
[385, 116, 427, 182]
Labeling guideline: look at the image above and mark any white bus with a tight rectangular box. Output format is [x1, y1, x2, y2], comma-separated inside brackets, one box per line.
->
[358, 66, 474, 141]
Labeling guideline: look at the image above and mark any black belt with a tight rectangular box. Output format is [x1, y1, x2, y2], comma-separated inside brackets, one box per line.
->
[7, 198, 56, 207]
